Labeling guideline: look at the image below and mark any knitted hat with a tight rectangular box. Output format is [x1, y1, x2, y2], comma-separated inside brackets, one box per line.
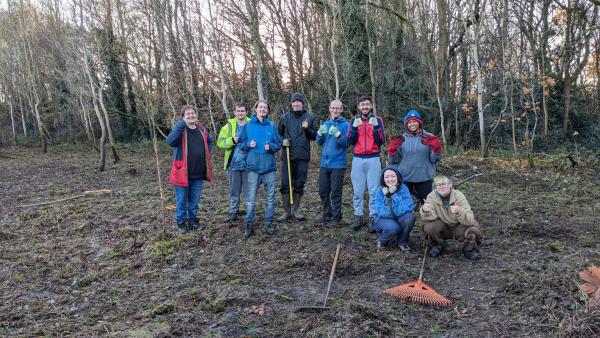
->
[291, 92, 305, 104]
[403, 109, 423, 127]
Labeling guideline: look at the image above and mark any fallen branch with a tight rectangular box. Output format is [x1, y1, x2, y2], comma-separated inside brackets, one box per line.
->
[17, 189, 112, 208]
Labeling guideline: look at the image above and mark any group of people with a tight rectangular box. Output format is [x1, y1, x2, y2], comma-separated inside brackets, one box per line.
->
[166, 94, 482, 260]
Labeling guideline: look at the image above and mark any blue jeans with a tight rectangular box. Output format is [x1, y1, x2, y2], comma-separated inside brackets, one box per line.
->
[174, 179, 203, 223]
[350, 157, 381, 216]
[245, 171, 276, 225]
[373, 212, 416, 246]
[228, 170, 247, 215]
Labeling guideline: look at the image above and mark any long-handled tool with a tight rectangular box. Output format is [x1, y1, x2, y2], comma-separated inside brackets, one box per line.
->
[285, 145, 294, 206]
[296, 244, 341, 311]
[384, 245, 452, 307]
[17, 189, 112, 208]
[454, 173, 483, 188]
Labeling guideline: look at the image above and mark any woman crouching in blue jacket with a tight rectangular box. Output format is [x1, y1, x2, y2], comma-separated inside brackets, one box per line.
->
[373, 166, 416, 251]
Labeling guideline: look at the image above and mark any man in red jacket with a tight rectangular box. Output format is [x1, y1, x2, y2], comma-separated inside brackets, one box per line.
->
[348, 95, 385, 231]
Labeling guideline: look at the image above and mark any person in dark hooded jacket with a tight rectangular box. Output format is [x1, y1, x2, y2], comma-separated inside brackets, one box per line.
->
[372, 167, 415, 251]
[277, 92, 317, 221]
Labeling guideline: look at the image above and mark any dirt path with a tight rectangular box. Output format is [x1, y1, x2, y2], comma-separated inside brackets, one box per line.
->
[1, 145, 598, 336]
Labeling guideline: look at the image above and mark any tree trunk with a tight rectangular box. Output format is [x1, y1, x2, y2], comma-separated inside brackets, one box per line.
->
[245, 0, 265, 100]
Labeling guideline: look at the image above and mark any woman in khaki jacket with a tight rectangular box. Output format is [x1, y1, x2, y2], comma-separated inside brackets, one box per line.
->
[420, 175, 482, 260]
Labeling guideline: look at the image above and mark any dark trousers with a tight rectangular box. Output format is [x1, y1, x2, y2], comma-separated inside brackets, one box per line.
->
[405, 180, 433, 204]
[318, 167, 345, 220]
[280, 158, 309, 195]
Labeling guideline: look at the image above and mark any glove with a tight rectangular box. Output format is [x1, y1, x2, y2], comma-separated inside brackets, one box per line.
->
[318, 124, 328, 136]
[382, 185, 397, 197]
[388, 135, 404, 156]
[328, 125, 339, 136]
[352, 118, 362, 128]
[388, 185, 397, 194]
[422, 135, 442, 155]
[282, 139, 291, 147]
[368, 117, 379, 127]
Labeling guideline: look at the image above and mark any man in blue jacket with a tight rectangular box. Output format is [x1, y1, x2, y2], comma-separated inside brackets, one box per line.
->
[315, 99, 350, 226]
[238, 100, 282, 239]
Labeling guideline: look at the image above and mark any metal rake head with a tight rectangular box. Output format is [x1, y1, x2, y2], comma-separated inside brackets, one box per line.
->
[384, 280, 452, 307]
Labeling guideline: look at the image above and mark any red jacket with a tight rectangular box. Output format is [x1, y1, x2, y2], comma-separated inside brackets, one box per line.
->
[347, 112, 385, 157]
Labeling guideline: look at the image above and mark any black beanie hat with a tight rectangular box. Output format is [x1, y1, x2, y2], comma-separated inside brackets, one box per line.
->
[291, 92, 305, 104]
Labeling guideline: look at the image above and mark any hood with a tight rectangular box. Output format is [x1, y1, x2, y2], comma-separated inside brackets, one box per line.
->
[380, 166, 404, 189]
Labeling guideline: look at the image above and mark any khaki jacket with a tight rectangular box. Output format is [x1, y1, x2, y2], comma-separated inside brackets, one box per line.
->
[420, 189, 477, 226]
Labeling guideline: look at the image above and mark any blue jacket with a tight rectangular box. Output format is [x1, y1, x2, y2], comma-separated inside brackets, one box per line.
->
[374, 167, 414, 218]
[166, 119, 214, 161]
[315, 117, 350, 169]
[239, 115, 282, 174]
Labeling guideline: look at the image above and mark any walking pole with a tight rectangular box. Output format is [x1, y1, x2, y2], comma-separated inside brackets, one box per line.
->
[286, 146, 294, 206]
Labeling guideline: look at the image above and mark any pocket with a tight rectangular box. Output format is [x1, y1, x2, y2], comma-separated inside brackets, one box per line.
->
[169, 160, 188, 186]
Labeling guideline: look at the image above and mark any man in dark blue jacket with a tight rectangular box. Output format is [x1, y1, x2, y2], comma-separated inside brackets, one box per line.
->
[277, 92, 317, 221]
[315, 99, 350, 226]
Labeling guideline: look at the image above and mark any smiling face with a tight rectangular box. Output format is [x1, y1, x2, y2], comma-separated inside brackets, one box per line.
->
[329, 100, 343, 119]
[434, 180, 453, 196]
[183, 108, 197, 124]
[255, 101, 269, 121]
[358, 100, 372, 116]
[234, 105, 247, 122]
[383, 169, 399, 188]
[291, 100, 303, 112]
[406, 119, 420, 133]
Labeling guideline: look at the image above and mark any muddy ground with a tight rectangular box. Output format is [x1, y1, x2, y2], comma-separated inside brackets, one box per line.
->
[1, 144, 599, 337]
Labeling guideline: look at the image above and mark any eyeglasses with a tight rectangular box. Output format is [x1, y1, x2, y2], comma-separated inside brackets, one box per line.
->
[435, 183, 451, 187]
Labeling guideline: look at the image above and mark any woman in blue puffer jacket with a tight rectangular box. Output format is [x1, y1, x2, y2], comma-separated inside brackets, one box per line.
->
[372, 166, 415, 251]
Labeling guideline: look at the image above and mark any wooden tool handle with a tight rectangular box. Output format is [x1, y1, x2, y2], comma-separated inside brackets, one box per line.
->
[323, 244, 341, 307]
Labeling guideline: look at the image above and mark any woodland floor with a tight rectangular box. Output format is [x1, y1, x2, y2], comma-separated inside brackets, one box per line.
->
[1, 144, 599, 337]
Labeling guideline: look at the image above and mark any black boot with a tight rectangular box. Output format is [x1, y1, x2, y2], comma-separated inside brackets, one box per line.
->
[277, 193, 292, 221]
[368, 216, 376, 233]
[350, 216, 363, 231]
[429, 245, 442, 257]
[292, 192, 305, 220]
[315, 215, 331, 226]
[177, 222, 189, 235]
[463, 248, 480, 260]
[265, 222, 276, 235]
[190, 218, 205, 231]
[244, 223, 254, 239]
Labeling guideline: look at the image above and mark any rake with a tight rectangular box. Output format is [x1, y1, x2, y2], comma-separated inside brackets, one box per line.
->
[384, 245, 452, 307]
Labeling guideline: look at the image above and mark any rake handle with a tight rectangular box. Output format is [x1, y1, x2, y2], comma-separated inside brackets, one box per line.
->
[323, 244, 341, 307]
[417, 245, 428, 282]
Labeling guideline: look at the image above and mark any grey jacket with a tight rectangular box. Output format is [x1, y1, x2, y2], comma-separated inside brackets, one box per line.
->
[388, 131, 441, 183]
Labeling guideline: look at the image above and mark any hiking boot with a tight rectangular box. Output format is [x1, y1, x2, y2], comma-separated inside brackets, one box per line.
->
[429, 246, 442, 258]
[177, 222, 190, 235]
[244, 223, 254, 239]
[350, 216, 363, 231]
[224, 213, 239, 222]
[190, 218, 205, 231]
[277, 193, 292, 221]
[265, 222, 276, 235]
[463, 249, 480, 260]
[397, 244, 410, 252]
[368, 216, 376, 233]
[330, 218, 343, 227]
[315, 215, 331, 226]
[292, 192, 305, 220]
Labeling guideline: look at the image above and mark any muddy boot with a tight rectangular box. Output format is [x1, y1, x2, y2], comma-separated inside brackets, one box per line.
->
[177, 222, 190, 235]
[429, 245, 442, 258]
[350, 216, 363, 231]
[190, 218, 205, 231]
[315, 215, 331, 226]
[291, 192, 305, 220]
[463, 248, 480, 260]
[277, 193, 292, 221]
[368, 216, 376, 233]
[265, 222, 276, 235]
[244, 223, 254, 239]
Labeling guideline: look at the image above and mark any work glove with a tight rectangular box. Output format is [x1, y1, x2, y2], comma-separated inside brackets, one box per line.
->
[368, 117, 379, 127]
[382, 185, 397, 197]
[282, 139, 291, 147]
[422, 134, 442, 155]
[352, 118, 362, 128]
[328, 125, 341, 137]
[317, 124, 328, 136]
